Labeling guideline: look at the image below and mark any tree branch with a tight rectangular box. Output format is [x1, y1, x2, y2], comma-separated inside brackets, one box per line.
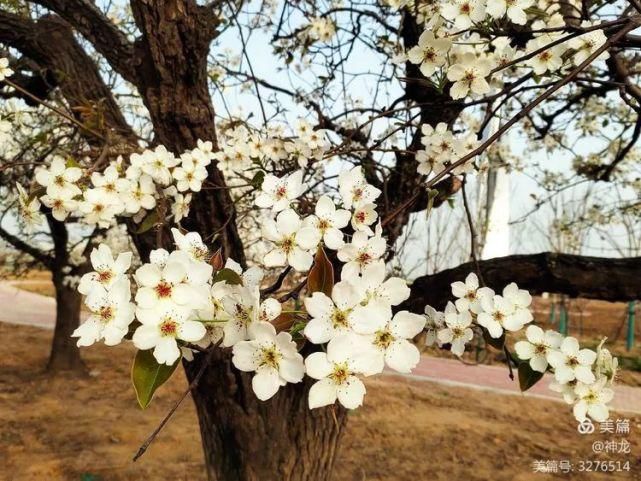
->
[403, 252, 641, 312]
[0, 224, 53, 268]
[28, 0, 137, 82]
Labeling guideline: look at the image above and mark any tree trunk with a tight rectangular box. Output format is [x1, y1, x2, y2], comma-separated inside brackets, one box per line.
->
[125, 4, 347, 477]
[184, 350, 347, 481]
[47, 272, 85, 374]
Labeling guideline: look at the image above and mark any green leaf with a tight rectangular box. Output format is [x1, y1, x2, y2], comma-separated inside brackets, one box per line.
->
[518, 362, 544, 392]
[425, 188, 439, 217]
[482, 328, 505, 350]
[251, 170, 265, 189]
[213, 268, 243, 285]
[131, 350, 179, 409]
[307, 246, 334, 297]
[136, 211, 159, 234]
[65, 156, 81, 168]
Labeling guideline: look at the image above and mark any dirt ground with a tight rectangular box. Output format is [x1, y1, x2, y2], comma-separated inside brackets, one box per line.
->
[1, 322, 639, 481]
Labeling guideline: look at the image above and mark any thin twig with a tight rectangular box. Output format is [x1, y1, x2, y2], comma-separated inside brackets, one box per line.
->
[132, 346, 217, 462]
[461, 176, 485, 286]
[381, 18, 639, 228]
[3, 78, 106, 141]
[261, 266, 292, 296]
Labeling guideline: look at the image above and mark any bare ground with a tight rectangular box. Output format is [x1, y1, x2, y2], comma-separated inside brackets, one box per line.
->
[0, 323, 639, 481]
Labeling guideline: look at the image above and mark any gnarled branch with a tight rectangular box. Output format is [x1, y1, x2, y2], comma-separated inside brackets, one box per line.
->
[403, 252, 641, 312]
[28, 0, 137, 82]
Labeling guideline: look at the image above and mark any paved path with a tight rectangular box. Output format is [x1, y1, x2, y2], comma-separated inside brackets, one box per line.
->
[0, 282, 55, 329]
[2, 281, 640, 414]
[398, 356, 641, 415]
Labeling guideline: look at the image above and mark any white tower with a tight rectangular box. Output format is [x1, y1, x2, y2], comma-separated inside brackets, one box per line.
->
[481, 166, 510, 259]
[480, 113, 510, 260]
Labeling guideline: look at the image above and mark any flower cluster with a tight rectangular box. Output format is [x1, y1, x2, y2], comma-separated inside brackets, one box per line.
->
[416, 122, 479, 178]
[72, 245, 135, 346]
[425, 273, 617, 422]
[72, 164, 428, 410]
[214, 120, 330, 174]
[401, 7, 610, 179]
[68, 147, 616, 421]
[256, 166, 383, 273]
[303, 17, 337, 43]
[405, 11, 608, 103]
[0, 57, 13, 81]
[26, 141, 215, 229]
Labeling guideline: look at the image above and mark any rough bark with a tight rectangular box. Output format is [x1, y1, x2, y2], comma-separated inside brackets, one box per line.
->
[44, 215, 87, 374]
[28, 0, 137, 83]
[129, 0, 245, 264]
[47, 269, 85, 373]
[184, 350, 347, 481]
[402, 252, 641, 312]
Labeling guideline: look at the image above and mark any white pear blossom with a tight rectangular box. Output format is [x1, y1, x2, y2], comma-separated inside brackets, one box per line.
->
[0, 57, 13, 80]
[232, 322, 305, 400]
[133, 305, 206, 365]
[41, 190, 78, 222]
[438, 310, 474, 357]
[547, 337, 597, 384]
[79, 188, 123, 227]
[134, 254, 208, 309]
[221, 286, 281, 347]
[424, 303, 454, 347]
[303, 195, 351, 250]
[255, 170, 304, 212]
[35, 157, 82, 198]
[406, 30, 452, 77]
[572, 378, 614, 422]
[451, 272, 487, 313]
[171, 228, 209, 262]
[338, 167, 381, 209]
[169, 190, 191, 222]
[140, 145, 178, 186]
[346, 260, 410, 315]
[447, 54, 492, 100]
[515, 325, 563, 372]
[78, 245, 132, 295]
[337, 230, 386, 278]
[306, 334, 378, 409]
[594, 338, 618, 384]
[304, 280, 385, 343]
[15, 182, 43, 228]
[73, 279, 135, 346]
[569, 27, 608, 66]
[441, 0, 486, 29]
[367, 311, 426, 373]
[350, 203, 378, 235]
[173, 155, 208, 192]
[502, 282, 533, 324]
[305, 17, 336, 42]
[121, 175, 157, 214]
[477, 294, 526, 338]
[91, 165, 122, 204]
[526, 39, 564, 74]
[262, 208, 321, 271]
